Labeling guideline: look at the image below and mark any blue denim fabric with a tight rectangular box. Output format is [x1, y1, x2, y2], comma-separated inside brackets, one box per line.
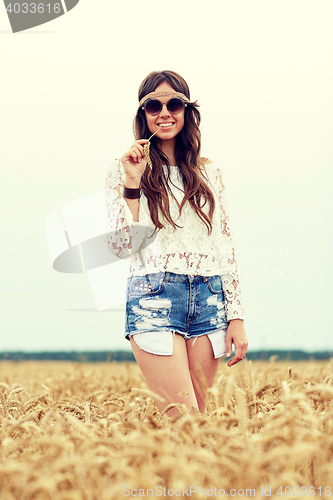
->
[125, 272, 229, 341]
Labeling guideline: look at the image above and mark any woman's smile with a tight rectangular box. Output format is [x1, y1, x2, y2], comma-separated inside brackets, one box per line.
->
[157, 122, 175, 129]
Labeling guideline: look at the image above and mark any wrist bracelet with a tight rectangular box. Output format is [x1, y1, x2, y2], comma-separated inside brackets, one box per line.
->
[123, 185, 141, 199]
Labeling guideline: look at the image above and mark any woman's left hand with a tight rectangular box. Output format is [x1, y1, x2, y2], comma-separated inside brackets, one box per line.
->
[225, 319, 248, 367]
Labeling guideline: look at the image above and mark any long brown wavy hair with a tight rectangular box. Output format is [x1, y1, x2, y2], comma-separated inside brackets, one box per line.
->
[134, 70, 216, 234]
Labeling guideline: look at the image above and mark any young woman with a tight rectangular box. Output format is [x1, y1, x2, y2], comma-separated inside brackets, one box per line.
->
[105, 70, 248, 416]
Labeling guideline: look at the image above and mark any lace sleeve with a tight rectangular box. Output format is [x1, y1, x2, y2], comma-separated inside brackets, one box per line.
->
[216, 166, 245, 321]
[104, 158, 148, 259]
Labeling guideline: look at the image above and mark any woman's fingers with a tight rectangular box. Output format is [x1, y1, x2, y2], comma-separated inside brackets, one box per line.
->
[122, 140, 150, 164]
[231, 344, 245, 365]
[131, 140, 149, 157]
[129, 146, 144, 162]
[135, 139, 150, 145]
[227, 339, 248, 367]
[225, 320, 248, 367]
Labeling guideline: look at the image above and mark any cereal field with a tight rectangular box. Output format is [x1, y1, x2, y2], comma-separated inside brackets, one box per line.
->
[1, 359, 333, 500]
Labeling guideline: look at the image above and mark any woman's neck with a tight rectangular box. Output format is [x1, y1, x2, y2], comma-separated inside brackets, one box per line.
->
[159, 138, 176, 166]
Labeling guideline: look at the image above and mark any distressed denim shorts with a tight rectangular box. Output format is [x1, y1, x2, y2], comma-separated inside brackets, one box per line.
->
[125, 272, 229, 359]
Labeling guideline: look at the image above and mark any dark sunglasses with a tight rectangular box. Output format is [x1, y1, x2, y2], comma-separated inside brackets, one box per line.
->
[142, 97, 187, 116]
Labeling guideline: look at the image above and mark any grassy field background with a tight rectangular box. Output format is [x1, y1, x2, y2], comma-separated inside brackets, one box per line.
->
[1, 360, 333, 499]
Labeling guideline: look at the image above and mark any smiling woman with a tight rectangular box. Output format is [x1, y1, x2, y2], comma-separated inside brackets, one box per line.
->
[104, 70, 248, 416]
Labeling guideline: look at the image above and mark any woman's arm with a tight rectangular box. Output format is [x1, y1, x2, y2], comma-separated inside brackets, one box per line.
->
[104, 155, 148, 259]
[215, 164, 248, 365]
[216, 167, 244, 321]
[120, 139, 149, 222]
[123, 177, 140, 222]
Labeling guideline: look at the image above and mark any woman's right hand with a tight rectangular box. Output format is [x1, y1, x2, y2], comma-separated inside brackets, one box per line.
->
[121, 139, 149, 187]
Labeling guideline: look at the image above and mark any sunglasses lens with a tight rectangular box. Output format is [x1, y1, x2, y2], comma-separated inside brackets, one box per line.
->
[167, 98, 184, 114]
[145, 100, 162, 116]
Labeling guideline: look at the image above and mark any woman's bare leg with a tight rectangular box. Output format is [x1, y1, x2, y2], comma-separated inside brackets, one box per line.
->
[130, 333, 199, 416]
[186, 335, 220, 413]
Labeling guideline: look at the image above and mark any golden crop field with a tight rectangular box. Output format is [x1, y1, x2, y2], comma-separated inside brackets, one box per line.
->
[1, 359, 333, 500]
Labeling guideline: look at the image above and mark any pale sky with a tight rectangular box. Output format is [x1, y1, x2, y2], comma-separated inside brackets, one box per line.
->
[1, 0, 332, 353]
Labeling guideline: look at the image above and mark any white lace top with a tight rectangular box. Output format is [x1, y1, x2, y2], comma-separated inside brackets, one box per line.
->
[105, 158, 244, 321]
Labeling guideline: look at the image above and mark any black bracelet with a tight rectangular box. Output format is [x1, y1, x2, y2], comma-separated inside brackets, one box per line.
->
[123, 186, 141, 199]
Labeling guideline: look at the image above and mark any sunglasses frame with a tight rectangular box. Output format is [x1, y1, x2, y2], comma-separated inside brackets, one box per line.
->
[142, 97, 187, 116]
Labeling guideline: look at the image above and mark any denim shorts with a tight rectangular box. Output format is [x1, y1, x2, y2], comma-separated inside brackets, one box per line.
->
[125, 272, 229, 358]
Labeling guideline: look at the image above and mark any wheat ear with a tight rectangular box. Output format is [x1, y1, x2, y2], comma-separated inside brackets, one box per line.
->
[143, 128, 159, 170]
